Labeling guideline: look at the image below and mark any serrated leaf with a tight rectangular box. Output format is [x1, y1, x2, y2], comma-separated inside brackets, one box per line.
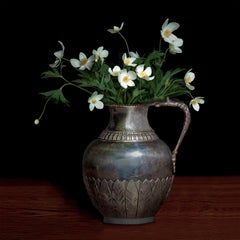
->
[39, 89, 69, 105]
[41, 69, 63, 79]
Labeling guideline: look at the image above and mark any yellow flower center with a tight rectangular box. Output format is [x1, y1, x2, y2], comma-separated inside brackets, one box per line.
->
[140, 71, 146, 78]
[164, 29, 172, 38]
[125, 58, 131, 65]
[123, 76, 129, 83]
[92, 98, 97, 104]
[80, 58, 87, 65]
[185, 76, 192, 83]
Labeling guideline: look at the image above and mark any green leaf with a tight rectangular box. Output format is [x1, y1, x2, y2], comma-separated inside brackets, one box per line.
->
[39, 89, 70, 105]
[41, 69, 63, 79]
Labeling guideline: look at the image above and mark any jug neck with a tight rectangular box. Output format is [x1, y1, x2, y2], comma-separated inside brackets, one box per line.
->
[106, 104, 152, 132]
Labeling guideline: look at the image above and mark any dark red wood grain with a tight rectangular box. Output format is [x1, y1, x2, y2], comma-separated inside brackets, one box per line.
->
[1, 176, 240, 240]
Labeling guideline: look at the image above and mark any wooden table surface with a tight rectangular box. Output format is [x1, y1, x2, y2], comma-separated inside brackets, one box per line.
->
[1, 176, 240, 240]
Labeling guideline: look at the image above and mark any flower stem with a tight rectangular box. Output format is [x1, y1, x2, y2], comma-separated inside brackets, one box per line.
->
[60, 78, 92, 95]
[34, 97, 51, 124]
[118, 32, 130, 55]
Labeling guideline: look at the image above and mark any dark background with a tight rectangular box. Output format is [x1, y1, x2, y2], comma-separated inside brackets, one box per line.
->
[1, 1, 239, 179]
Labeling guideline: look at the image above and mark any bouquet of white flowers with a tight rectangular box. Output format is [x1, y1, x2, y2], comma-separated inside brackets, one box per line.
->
[34, 18, 204, 125]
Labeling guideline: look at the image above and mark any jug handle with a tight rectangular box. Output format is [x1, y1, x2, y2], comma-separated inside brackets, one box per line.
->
[151, 98, 191, 173]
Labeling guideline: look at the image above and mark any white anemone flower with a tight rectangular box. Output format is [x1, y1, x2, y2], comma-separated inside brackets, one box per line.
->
[88, 91, 104, 111]
[107, 22, 124, 34]
[118, 69, 137, 89]
[108, 66, 121, 76]
[70, 52, 95, 70]
[49, 40, 65, 68]
[122, 53, 137, 67]
[169, 37, 183, 54]
[92, 46, 109, 62]
[184, 69, 195, 90]
[136, 64, 155, 81]
[189, 97, 205, 111]
[129, 51, 140, 58]
[161, 18, 180, 44]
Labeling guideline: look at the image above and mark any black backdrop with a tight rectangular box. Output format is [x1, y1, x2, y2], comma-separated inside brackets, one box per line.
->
[1, 1, 239, 178]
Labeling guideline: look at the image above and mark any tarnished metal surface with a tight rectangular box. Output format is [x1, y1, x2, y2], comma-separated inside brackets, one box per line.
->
[83, 102, 190, 224]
